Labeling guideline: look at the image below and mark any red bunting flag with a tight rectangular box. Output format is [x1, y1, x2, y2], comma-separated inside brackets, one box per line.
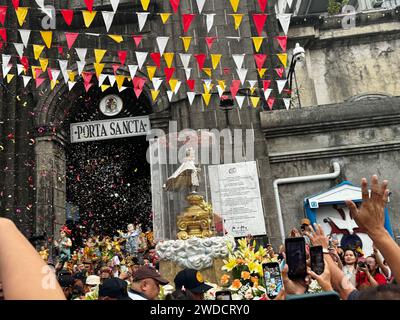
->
[186, 79, 195, 91]
[61, 9, 74, 26]
[84, 0, 94, 12]
[150, 52, 161, 68]
[12, 0, 19, 10]
[267, 97, 275, 110]
[36, 77, 45, 88]
[47, 68, 53, 81]
[194, 54, 206, 70]
[252, 14, 268, 36]
[230, 80, 241, 99]
[275, 36, 287, 52]
[57, 46, 64, 56]
[0, 28, 6, 42]
[164, 67, 175, 82]
[133, 76, 146, 98]
[132, 35, 143, 47]
[170, 0, 180, 13]
[254, 54, 267, 70]
[84, 82, 93, 92]
[205, 37, 216, 50]
[182, 14, 195, 33]
[263, 80, 271, 91]
[65, 32, 79, 49]
[82, 71, 93, 84]
[275, 68, 284, 78]
[0, 6, 7, 26]
[20, 56, 29, 71]
[118, 50, 127, 65]
[112, 64, 120, 74]
[258, 0, 268, 12]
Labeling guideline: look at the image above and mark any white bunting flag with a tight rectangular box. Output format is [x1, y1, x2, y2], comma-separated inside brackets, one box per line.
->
[13, 43, 24, 58]
[283, 98, 291, 110]
[156, 37, 169, 55]
[232, 54, 245, 70]
[203, 79, 212, 92]
[110, 0, 120, 12]
[205, 13, 216, 33]
[174, 80, 182, 94]
[108, 75, 116, 86]
[19, 30, 31, 48]
[236, 96, 245, 109]
[187, 92, 196, 105]
[75, 48, 87, 62]
[167, 90, 174, 102]
[22, 75, 31, 87]
[99, 74, 107, 87]
[179, 53, 191, 69]
[118, 86, 127, 92]
[217, 85, 224, 97]
[58, 60, 68, 82]
[248, 80, 257, 90]
[77, 61, 86, 75]
[102, 11, 115, 32]
[287, 0, 294, 8]
[196, 0, 206, 13]
[50, 69, 60, 82]
[68, 81, 76, 91]
[277, 13, 292, 35]
[128, 64, 139, 79]
[17, 64, 24, 75]
[184, 68, 192, 80]
[276, 80, 287, 94]
[137, 12, 150, 32]
[264, 88, 273, 100]
[135, 52, 148, 69]
[2, 55, 12, 77]
[236, 68, 248, 85]
[152, 77, 163, 91]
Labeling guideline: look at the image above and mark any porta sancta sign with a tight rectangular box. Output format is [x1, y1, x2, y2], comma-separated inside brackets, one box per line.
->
[70, 116, 150, 143]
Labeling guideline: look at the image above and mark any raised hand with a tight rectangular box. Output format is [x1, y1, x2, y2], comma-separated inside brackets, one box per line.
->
[305, 224, 329, 249]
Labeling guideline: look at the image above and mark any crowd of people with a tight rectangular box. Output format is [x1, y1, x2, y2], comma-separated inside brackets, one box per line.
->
[1, 175, 400, 300]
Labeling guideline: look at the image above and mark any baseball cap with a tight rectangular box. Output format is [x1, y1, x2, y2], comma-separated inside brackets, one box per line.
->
[174, 269, 212, 294]
[301, 218, 311, 226]
[99, 278, 131, 300]
[132, 266, 169, 285]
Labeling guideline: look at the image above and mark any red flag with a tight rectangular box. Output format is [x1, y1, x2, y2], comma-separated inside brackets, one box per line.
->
[57, 46, 64, 56]
[132, 35, 143, 47]
[84, 82, 93, 92]
[182, 14, 195, 33]
[230, 80, 241, 99]
[164, 67, 175, 82]
[47, 68, 53, 81]
[20, 56, 29, 71]
[254, 54, 267, 70]
[36, 77, 45, 88]
[133, 77, 146, 98]
[0, 6, 7, 26]
[0, 28, 7, 42]
[186, 79, 195, 91]
[194, 54, 206, 70]
[275, 36, 287, 52]
[112, 64, 120, 74]
[267, 97, 275, 110]
[84, 0, 94, 12]
[258, 0, 268, 12]
[118, 50, 127, 65]
[12, 0, 19, 10]
[82, 71, 93, 84]
[65, 32, 79, 50]
[205, 37, 216, 50]
[252, 14, 268, 36]
[150, 52, 161, 68]
[170, 0, 180, 13]
[61, 9, 74, 26]
[263, 80, 271, 91]
[275, 68, 284, 78]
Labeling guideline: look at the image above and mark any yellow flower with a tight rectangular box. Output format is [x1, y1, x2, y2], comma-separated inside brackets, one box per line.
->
[222, 255, 237, 272]
[238, 238, 248, 250]
[241, 271, 251, 280]
[220, 274, 230, 286]
[256, 246, 267, 258]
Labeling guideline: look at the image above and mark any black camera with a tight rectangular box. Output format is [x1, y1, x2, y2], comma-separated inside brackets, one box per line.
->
[358, 261, 366, 268]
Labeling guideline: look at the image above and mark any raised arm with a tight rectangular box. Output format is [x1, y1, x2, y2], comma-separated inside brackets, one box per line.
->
[0, 218, 65, 300]
[373, 244, 390, 278]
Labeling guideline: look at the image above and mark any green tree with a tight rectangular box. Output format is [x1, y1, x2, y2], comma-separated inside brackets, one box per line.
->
[328, 0, 350, 15]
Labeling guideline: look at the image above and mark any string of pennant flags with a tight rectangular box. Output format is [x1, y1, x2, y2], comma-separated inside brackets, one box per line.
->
[0, 0, 295, 110]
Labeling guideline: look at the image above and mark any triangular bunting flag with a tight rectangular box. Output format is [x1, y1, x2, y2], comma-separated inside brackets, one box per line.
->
[232, 54, 245, 70]
[283, 98, 291, 110]
[203, 79, 213, 93]
[205, 13, 216, 33]
[186, 79, 195, 91]
[12, 0, 19, 10]
[267, 97, 275, 110]
[277, 13, 292, 35]
[236, 96, 245, 109]
[115, 75, 125, 89]
[169, 78, 178, 92]
[14, 43, 24, 58]
[0, 6, 7, 26]
[68, 70, 76, 82]
[150, 52, 161, 68]
[0, 28, 6, 42]
[258, 68, 266, 78]
[39, 58, 48, 72]
[132, 35, 143, 47]
[263, 80, 272, 91]
[203, 68, 212, 77]
[194, 54, 206, 70]
[218, 80, 226, 91]
[76, 61, 86, 75]
[202, 93, 211, 106]
[163, 53, 174, 68]
[275, 36, 288, 52]
[250, 96, 260, 108]
[258, 0, 268, 12]
[68, 81, 76, 91]
[61, 9, 73, 26]
[159, 13, 171, 24]
[230, 0, 240, 12]
[156, 37, 169, 55]
[252, 14, 268, 36]
[174, 80, 182, 94]
[17, 63, 24, 75]
[170, 0, 180, 13]
[19, 29, 30, 48]
[50, 69, 60, 82]
[211, 54, 222, 70]
[112, 63, 120, 75]
[6, 73, 14, 83]
[40, 31, 52, 48]
[98, 74, 107, 86]
[147, 66, 157, 80]
[141, 0, 150, 11]
[118, 50, 127, 65]
[252, 37, 264, 52]
[275, 68, 284, 78]
[22, 75, 31, 87]
[182, 14, 195, 33]
[102, 11, 115, 32]
[65, 32, 78, 50]
[33, 45, 45, 60]
[30, 66, 40, 79]
[184, 68, 192, 80]
[137, 12, 150, 31]
[94, 62, 105, 78]
[230, 80, 241, 99]
[205, 37, 216, 50]
[217, 85, 224, 97]
[84, 0, 94, 12]
[133, 76, 146, 98]
[82, 71, 93, 84]
[277, 53, 288, 67]
[181, 36, 192, 52]
[94, 49, 107, 63]
[263, 88, 272, 100]
[35, 76, 45, 88]
[276, 79, 287, 94]
[82, 10, 97, 28]
[187, 92, 196, 105]
[128, 65, 139, 79]
[135, 51, 148, 69]
[84, 82, 93, 92]
[236, 68, 248, 85]
[152, 77, 163, 90]
[109, 75, 116, 86]
[167, 90, 174, 102]
[254, 54, 267, 70]
[196, 0, 206, 13]
[164, 67, 175, 82]
[108, 34, 123, 43]
[58, 60, 68, 82]
[111, 0, 120, 12]
[151, 89, 160, 101]
[101, 84, 111, 92]
[15, 7, 28, 27]
[230, 14, 243, 30]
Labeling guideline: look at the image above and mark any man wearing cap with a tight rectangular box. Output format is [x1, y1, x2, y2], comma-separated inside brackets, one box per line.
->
[174, 268, 212, 300]
[99, 278, 132, 300]
[128, 265, 169, 300]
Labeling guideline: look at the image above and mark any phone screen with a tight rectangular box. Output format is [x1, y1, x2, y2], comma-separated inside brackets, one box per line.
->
[215, 291, 232, 300]
[310, 246, 325, 275]
[285, 237, 307, 280]
[263, 262, 283, 299]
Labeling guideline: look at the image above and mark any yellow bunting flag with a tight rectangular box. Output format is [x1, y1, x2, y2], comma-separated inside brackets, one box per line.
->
[203, 83, 213, 94]
[277, 53, 288, 67]
[169, 79, 178, 92]
[211, 54, 222, 70]
[40, 31, 52, 48]
[181, 37, 192, 52]
[147, 66, 157, 81]
[68, 71, 76, 82]
[115, 75, 125, 89]
[82, 10, 97, 28]
[16, 7, 28, 27]
[151, 89, 160, 101]
[108, 35, 124, 43]
[230, 0, 240, 12]
[33, 45, 45, 60]
[94, 63, 105, 77]
[250, 96, 260, 108]
[101, 85, 111, 92]
[231, 14, 243, 30]
[252, 37, 264, 52]
[94, 49, 107, 63]
[39, 58, 48, 72]
[202, 93, 211, 106]
[6, 74, 14, 83]
[257, 68, 267, 78]
[250, 87, 256, 95]
[141, 0, 151, 10]
[203, 68, 212, 77]
[163, 53, 174, 68]
[160, 13, 171, 24]
[218, 80, 226, 92]
[31, 66, 40, 79]
[50, 80, 59, 90]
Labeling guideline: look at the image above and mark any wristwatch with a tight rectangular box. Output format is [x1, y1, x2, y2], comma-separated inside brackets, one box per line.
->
[322, 248, 330, 254]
